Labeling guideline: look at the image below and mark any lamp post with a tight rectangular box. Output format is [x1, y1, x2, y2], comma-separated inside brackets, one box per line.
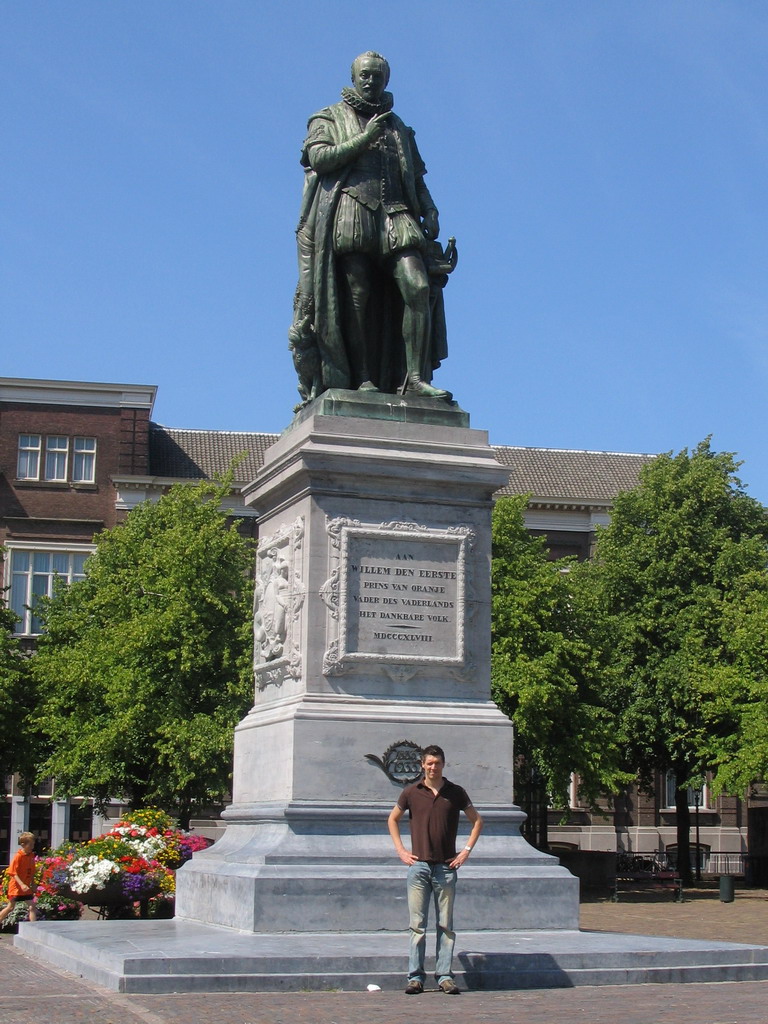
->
[693, 786, 702, 882]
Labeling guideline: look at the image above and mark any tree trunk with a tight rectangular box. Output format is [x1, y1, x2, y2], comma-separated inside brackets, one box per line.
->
[675, 786, 693, 885]
[129, 787, 149, 811]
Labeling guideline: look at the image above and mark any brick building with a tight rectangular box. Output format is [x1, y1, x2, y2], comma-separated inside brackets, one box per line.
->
[2, 375, 765, 878]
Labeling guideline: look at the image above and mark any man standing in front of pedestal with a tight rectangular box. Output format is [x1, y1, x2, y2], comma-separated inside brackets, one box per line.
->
[388, 745, 483, 994]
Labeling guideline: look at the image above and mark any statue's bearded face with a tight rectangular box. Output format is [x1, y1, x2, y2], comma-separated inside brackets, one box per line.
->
[352, 57, 387, 104]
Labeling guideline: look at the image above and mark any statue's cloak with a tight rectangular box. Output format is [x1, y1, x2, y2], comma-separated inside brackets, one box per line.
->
[297, 100, 448, 393]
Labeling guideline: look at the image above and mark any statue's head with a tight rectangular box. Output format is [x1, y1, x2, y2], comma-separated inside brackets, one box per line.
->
[350, 51, 390, 103]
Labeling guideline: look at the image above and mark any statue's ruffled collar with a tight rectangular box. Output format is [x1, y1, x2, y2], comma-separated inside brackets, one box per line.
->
[341, 87, 394, 117]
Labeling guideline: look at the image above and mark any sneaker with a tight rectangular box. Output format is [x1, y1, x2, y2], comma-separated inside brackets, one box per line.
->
[439, 978, 460, 994]
[404, 980, 424, 994]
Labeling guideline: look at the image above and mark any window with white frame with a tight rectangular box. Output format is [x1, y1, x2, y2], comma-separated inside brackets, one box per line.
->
[45, 436, 69, 481]
[17, 434, 41, 480]
[15, 434, 97, 483]
[73, 437, 97, 483]
[8, 547, 90, 634]
[664, 771, 709, 810]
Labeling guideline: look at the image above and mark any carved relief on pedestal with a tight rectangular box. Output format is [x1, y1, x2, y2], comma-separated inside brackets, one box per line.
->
[321, 516, 476, 678]
[253, 516, 304, 692]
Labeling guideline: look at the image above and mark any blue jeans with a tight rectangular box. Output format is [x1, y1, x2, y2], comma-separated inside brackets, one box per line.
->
[406, 861, 457, 983]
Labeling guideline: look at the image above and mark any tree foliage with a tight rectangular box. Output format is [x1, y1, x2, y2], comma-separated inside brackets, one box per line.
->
[32, 479, 254, 825]
[585, 439, 768, 879]
[0, 558, 33, 781]
[491, 495, 631, 830]
[697, 561, 768, 796]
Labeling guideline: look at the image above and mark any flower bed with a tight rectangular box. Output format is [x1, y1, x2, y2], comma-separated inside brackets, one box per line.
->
[1, 808, 212, 926]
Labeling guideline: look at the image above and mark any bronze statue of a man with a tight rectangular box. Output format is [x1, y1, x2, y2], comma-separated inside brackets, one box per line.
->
[289, 52, 455, 407]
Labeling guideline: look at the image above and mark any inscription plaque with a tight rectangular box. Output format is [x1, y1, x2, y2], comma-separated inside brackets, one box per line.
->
[323, 520, 473, 673]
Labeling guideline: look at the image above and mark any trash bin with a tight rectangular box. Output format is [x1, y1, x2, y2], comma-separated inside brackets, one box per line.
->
[719, 875, 735, 903]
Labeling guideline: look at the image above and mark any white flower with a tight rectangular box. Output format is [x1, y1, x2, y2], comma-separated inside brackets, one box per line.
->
[109, 826, 166, 861]
[67, 856, 119, 893]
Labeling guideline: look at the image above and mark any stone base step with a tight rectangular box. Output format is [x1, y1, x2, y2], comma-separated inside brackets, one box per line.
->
[16, 920, 768, 994]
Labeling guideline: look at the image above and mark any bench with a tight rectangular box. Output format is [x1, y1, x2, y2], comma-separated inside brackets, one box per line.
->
[612, 854, 684, 902]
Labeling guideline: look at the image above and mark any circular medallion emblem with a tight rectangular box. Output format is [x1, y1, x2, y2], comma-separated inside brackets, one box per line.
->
[365, 740, 424, 784]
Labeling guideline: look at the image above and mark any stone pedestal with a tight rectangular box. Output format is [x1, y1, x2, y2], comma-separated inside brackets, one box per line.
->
[176, 395, 579, 932]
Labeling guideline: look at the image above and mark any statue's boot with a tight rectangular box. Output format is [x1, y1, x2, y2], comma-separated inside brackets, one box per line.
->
[402, 306, 451, 400]
[406, 374, 452, 401]
[358, 380, 380, 393]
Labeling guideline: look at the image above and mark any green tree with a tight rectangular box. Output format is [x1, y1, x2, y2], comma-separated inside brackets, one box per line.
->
[491, 496, 631, 848]
[698, 565, 768, 797]
[0, 558, 33, 782]
[32, 479, 254, 827]
[586, 439, 768, 882]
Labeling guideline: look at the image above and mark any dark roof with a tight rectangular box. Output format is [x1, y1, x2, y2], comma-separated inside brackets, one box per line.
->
[149, 425, 657, 504]
[493, 446, 656, 504]
[149, 425, 279, 484]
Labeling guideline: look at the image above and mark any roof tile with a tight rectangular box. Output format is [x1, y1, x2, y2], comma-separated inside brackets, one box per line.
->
[149, 425, 278, 484]
[494, 445, 656, 502]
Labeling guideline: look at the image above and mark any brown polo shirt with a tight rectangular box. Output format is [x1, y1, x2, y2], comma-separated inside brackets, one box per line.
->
[397, 777, 471, 862]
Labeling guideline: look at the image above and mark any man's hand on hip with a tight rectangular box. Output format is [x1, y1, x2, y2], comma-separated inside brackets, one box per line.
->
[448, 847, 472, 869]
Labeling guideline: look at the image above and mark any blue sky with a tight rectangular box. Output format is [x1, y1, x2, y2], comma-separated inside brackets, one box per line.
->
[3, 1, 767, 500]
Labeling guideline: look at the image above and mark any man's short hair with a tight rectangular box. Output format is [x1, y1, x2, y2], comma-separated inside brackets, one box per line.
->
[421, 744, 445, 763]
[351, 51, 391, 87]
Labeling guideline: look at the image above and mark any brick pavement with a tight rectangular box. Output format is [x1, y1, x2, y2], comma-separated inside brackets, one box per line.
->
[2, 886, 768, 1024]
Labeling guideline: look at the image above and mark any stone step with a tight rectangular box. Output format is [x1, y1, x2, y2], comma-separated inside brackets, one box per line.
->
[16, 920, 768, 994]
